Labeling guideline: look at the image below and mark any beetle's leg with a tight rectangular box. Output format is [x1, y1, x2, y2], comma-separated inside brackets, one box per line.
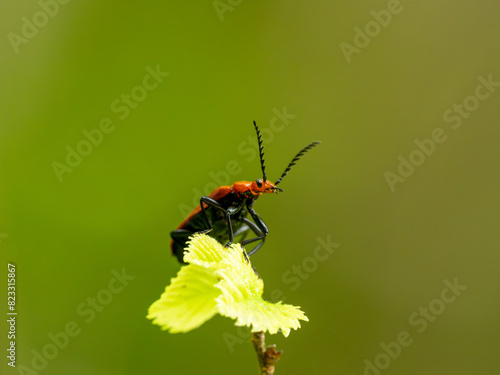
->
[233, 224, 250, 238]
[199, 196, 228, 233]
[223, 201, 246, 247]
[199, 196, 245, 247]
[239, 217, 265, 257]
[241, 205, 269, 256]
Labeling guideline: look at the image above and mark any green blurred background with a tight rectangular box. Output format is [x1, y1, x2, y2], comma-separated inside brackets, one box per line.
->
[1, 1, 500, 374]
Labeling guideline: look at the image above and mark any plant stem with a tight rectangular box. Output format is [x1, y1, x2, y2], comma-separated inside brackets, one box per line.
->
[251, 332, 283, 375]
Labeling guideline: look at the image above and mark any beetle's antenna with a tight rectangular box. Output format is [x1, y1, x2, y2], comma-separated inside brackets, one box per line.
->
[253, 121, 267, 181]
[275, 141, 320, 185]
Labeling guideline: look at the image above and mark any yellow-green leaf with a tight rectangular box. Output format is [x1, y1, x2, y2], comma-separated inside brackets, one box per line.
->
[214, 238, 308, 337]
[147, 263, 220, 333]
[147, 234, 308, 336]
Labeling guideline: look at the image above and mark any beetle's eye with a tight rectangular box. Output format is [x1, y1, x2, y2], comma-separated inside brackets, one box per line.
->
[256, 179, 262, 188]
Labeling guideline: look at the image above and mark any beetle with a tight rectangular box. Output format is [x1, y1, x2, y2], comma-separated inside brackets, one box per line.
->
[170, 121, 320, 263]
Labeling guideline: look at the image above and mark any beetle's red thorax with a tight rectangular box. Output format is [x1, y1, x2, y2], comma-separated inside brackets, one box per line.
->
[232, 181, 254, 197]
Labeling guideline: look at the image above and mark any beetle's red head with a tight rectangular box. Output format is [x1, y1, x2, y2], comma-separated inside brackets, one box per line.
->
[250, 179, 283, 195]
